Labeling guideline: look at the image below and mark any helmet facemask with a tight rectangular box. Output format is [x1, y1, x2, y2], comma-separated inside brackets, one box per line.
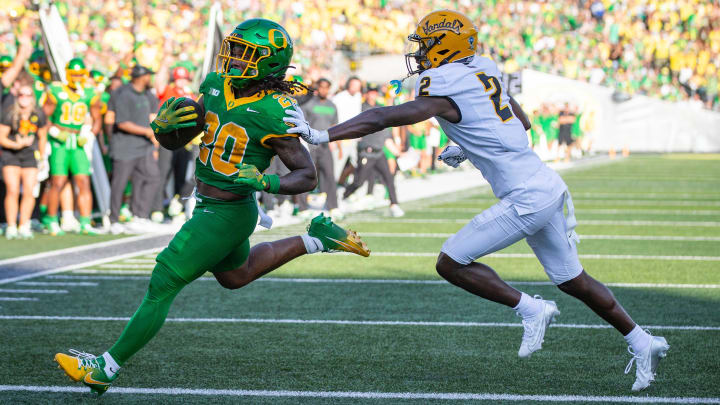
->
[66, 68, 87, 89]
[405, 33, 444, 75]
[216, 34, 271, 88]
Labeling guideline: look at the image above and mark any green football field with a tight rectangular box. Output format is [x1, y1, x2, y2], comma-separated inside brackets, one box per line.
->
[1, 155, 719, 404]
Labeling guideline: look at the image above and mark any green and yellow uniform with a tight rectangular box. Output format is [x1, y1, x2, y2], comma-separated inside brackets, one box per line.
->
[46, 82, 98, 176]
[156, 71, 300, 281]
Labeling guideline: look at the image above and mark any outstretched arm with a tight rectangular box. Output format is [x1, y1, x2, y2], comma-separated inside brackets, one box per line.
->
[328, 96, 457, 142]
[285, 96, 458, 144]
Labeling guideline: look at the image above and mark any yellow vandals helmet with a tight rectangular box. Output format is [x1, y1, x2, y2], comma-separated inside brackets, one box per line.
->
[405, 10, 478, 75]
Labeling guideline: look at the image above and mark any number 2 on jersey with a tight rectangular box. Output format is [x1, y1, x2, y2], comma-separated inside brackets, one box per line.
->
[475, 73, 513, 122]
[198, 111, 249, 176]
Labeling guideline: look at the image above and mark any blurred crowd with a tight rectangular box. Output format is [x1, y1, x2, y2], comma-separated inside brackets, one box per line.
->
[3, 0, 720, 109]
[1, 15, 463, 239]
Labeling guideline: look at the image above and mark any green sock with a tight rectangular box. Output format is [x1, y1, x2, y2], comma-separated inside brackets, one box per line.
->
[108, 263, 188, 365]
[39, 205, 47, 216]
[79, 216, 91, 226]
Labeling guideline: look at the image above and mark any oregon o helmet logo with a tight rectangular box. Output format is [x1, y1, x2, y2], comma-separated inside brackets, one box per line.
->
[268, 29, 288, 49]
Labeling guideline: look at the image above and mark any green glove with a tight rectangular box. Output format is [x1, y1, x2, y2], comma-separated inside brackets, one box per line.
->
[150, 97, 198, 134]
[77, 135, 88, 147]
[234, 163, 280, 193]
[49, 127, 68, 142]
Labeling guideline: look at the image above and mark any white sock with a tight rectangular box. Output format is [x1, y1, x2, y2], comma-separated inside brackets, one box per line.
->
[301, 234, 324, 254]
[62, 210, 75, 220]
[624, 325, 651, 353]
[513, 292, 543, 318]
[101, 352, 120, 377]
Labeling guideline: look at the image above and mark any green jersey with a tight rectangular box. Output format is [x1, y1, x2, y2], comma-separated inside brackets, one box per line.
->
[196, 72, 299, 195]
[47, 82, 98, 131]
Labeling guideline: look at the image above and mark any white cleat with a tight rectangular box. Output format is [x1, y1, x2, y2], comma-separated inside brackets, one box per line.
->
[518, 296, 560, 358]
[625, 334, 670, 391]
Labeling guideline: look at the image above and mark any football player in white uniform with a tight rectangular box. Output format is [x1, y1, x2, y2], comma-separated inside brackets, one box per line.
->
[285, 10, 669, 391]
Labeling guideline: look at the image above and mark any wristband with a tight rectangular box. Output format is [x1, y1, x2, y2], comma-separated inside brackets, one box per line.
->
[318, 129, 330, 144]
[265, 174, 280, 194]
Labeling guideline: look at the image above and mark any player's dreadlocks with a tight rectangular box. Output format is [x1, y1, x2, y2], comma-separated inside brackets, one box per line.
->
[252, 74, 309, 96]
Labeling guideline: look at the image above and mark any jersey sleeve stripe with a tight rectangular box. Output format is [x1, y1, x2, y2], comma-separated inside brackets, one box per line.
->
[259, 133, 299, 149]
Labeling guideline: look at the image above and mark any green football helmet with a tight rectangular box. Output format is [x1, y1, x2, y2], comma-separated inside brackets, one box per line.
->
[0, 55, 11, 76]
[66, 57, 88, 89]
[215, 19, 293, 89]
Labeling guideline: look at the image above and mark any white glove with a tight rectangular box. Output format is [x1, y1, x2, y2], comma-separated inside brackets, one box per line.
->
[437, 145, 466, 168]
[283, 108, 329, 145]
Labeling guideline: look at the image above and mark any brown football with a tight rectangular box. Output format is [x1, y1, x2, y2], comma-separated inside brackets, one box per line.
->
[155, 97, 206, 150]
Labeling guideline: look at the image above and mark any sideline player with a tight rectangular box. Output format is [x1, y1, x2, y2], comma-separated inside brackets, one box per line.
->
[54, 19, 369, 395]
[284, 10, 669, 391]
[42, 58, 102, 235]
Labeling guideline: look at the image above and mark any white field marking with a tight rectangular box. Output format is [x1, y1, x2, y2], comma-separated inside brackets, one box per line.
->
[0, 297, 39, 301]
[43, 275, 720, 289]
[0, 289, 67, 294]
[122, 259, 157, 264]
[0, 248, 162, 286]
[99, 264, 154, 269]
[1, 315, 718, 331]
[68, 252, 720, 264]
[445, 198, 720, 207]
[351, 217, 720, 227]
[365, 252, 720, 261]
[0, 386, 718, 404]
[360, 232, 720, 242]
[422, 208, 720, 216]
[15, 281, 98, 287]
[569, 191, 720, 199]
[71, 269, 153, 275]
[0, 234, 168, 268]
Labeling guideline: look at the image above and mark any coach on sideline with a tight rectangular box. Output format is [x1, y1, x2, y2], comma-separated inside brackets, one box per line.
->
[108, 65, 162, 234]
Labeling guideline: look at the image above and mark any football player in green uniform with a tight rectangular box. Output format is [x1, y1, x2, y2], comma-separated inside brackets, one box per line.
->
[42, 58, 102, 235]
[54, 19, 370, 395]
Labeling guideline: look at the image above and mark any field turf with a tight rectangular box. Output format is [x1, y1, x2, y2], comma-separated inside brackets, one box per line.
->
[1, 155, 719, 404]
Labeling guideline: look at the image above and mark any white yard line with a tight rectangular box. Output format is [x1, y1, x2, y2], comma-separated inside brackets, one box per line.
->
[0, 385, 717, 403]
[351, 218, 720, 227]
[366, 252, 720, 261]
[44, 275, 720, 289]
[422, 208, 720, 215]
[1, 315, 718, 331]
[69, 252, 720, 264]
[0, 248, 162, 286]
[360, 233, 720, 242]
[446, 199, 720, 207]
[563, 192, 720, 199]
[0, 289, 67, 294]
[15, 281, 98, 287]
[0, 234, 168, 267]
[0, 297, 39, 301]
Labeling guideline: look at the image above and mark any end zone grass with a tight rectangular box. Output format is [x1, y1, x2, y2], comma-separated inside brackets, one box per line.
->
[0, 155, 718, 403]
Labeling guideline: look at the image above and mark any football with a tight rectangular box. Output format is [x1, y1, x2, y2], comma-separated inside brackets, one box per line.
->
[155, 97, 206, 151]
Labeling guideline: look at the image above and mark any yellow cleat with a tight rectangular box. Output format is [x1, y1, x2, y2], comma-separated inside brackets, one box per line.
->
[54, 350, 115, 395]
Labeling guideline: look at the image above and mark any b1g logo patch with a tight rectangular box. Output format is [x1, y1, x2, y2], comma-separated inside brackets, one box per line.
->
[209, 88, 220, 97]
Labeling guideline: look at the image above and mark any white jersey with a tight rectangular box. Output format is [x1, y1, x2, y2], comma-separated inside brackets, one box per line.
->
[415, 55, 566, 214]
